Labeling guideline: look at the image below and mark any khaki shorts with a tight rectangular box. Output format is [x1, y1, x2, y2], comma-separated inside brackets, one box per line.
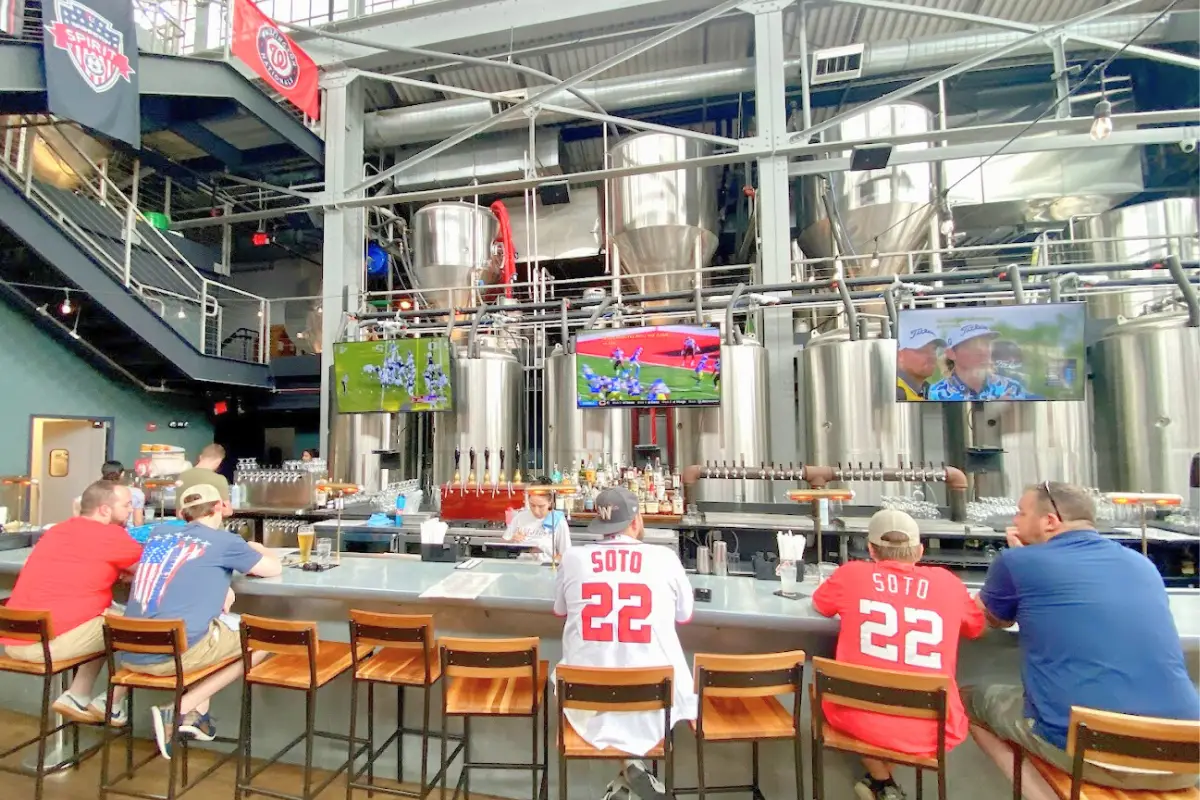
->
[124, 620, 241, 677]
[5, 616, 106, 663]
[962, 684, 1198, 791]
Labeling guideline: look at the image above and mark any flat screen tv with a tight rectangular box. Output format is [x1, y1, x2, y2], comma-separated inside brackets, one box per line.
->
[574, 324, 722, 408]
[895, 303, 1086, 402]
[333, 338, 453, 413]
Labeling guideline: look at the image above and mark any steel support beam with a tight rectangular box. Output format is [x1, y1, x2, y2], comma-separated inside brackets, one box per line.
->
[319, 71, 366, 458]
[830, 0, 1200, 71]
[791, 0, 1146, 142]
[349, 0, 746, 195]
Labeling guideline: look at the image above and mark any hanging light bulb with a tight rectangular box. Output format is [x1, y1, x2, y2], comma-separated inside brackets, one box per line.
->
[869, 239, 881, 272]
[1090, 99, 1113, 141]
[177, 306, 187, 319]
[59, 291, 73, 316]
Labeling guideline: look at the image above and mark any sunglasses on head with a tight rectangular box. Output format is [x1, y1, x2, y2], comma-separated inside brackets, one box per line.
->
[1042, 480, 1064, 521]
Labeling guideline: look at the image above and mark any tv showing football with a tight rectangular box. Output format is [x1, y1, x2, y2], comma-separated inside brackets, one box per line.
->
[333, 338, 453, 413]
[574, 325, 722, 408]
[895, 303, 1086, 402]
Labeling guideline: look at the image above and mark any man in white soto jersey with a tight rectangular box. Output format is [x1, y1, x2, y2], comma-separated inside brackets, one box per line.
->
[554, 487, 696, 800]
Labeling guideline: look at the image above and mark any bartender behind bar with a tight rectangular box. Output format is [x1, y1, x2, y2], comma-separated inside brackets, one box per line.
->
[504, 476, 572, 563]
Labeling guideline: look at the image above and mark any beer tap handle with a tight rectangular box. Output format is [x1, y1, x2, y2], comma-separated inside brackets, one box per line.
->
[513, 443, 523, 484]
[484, 448, 492, 485]
[498, 448, 506, 485]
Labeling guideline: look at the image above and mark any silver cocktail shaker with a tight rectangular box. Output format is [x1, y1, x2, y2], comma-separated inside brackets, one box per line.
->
[712, 540, 728, 577]
[696, 546, 712, 575]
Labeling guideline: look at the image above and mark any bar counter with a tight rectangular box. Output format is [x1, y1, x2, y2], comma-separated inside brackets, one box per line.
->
[0, 549, 1197, 799]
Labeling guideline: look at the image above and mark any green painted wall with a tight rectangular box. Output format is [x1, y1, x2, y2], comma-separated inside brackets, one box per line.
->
[0, 300, 214, 475]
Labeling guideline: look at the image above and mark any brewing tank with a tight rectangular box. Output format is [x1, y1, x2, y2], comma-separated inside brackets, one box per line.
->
[1092, 311, 1200, 497]
[1074, 198, 1200, 321]
[327, 412, 395, 492]
[675, 341, 771, 504]
[544, 351, 631, 473]
[802, 331, 926, 504]
[609, 133, 718, 294]
[431, 341, 526, 487]
[410, 202, 499, 311]
[967, 402, 1095, 498]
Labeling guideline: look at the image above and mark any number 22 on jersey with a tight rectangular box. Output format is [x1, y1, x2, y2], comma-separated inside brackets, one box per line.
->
[859, 599, 945, 669]
[580, 547, 653, 644]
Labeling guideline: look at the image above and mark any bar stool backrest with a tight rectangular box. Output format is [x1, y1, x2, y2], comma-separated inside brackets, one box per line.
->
[349, 611, 435, 681]
[439, 636, 539, 681]
[1065, 706, 1200, 794]
[0, 603, 52, 670]
[811, 656, 948, 722]
[102, 615, 189, 680]
[694, 650, 806, 699]
[556, 665, 674, 714]
[239, 615, 320, 687]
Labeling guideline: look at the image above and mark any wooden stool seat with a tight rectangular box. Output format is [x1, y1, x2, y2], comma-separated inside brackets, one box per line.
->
[445, 660, 549, 716]
[110, 655, 241, 690]
[691, 695, 796, 742]
[356, 648, 442, 686]
[246, 641, 370, 689]
[820, 725, 940, 769]
[561, 721, 665, 759]
[1029, 756, 1200, 800]
[0, 650, 102, 676]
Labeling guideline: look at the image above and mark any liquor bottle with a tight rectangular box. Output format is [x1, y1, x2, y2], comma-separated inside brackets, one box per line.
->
[584, 453, 596, 486]
[672, 488, 684, 515]
[551, 462, 562, 484]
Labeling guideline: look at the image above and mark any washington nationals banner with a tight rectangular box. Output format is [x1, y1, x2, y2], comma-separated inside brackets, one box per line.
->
[42, 0, 140, 148]
[1, 0, 25, 36]
[232, 0, 320, 120]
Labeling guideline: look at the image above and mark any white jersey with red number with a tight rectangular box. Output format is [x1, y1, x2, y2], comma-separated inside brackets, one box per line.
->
[553, 535, 697, 756]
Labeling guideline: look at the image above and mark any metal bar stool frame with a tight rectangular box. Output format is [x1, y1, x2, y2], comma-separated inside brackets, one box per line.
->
[98, 615, 241, 800]
[810, 657, 950, 800]
[346, 611, 464, 799]
[0, 605, 106, 800]
[682, 650, 807, 800]
[439, 636, 549, 800]
[236, 615, 371, 800]
[555, 665, 676, 800]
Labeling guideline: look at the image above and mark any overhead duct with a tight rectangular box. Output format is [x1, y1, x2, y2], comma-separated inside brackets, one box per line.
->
[363, 11, 1194, 148]
[383, 130, 563, 191]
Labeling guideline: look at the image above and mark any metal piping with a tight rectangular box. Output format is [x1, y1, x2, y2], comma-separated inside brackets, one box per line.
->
[466, 305, 488, 357]
[561, 298, 572, 352]
[1167, 254, 1200, 327]
[694, 285, 704, 326]
[725, 283, 746, 346]
[883, 289, 899, 338]
[834, 269, 859, 340]
[1006, 264, 1026, 305]
[361, 12, 1190, 147]
[585, 296, 616, 329]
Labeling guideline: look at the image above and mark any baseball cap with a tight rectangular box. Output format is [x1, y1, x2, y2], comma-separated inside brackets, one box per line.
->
[900, 326, 945, 351]
[178, 483, 223, 511]
[946, 322, 1000, 350]
[867, 509, 920, 547]
[588, 487, 640, 537]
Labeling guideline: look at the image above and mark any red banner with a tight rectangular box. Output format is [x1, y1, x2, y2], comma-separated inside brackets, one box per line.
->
[231, 0, 319, 119]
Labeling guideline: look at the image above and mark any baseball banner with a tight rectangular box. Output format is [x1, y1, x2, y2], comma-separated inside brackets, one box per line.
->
[1, 0, 25, 36]
[231, 0, 320, 120]
[42, 0, 140, 148]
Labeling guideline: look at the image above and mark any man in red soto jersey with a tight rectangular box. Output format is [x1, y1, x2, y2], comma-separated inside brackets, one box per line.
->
[554, 487, 696, 800]
[812, 509, 985, 800]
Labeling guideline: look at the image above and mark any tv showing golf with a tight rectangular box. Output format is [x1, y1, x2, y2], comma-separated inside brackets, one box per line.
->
[333, 338, 453, 413]
[574, 324, 722, 408]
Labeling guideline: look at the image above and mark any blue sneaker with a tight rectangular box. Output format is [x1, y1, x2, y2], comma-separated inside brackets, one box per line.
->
[177, 712, 216, 742]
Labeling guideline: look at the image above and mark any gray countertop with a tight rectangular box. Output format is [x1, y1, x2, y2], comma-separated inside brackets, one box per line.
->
[0, 548, 1196, 641]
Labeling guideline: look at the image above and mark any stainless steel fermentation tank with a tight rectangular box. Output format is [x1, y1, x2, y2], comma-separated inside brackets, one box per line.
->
[1092, 311, 1200, 498]
[544, 352, 631, 473]
[963, 402, 1095, 498]
[410, 201, 500, 312]
[328, 412, 396, 492]
[801, 331, 929, 505]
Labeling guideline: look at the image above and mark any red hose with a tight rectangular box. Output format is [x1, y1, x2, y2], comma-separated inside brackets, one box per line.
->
[490, 200, 517, 298]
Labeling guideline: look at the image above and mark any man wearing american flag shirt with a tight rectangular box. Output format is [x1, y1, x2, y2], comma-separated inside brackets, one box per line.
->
[554, 487, 695, 800]
[123, 483, 281, 759]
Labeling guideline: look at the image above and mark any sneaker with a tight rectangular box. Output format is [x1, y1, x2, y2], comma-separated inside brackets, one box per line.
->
[623, 761, 669, 800]
[52, 692, 102, 725]
[149, 706, 174, 760]
[603, 776, 633, 800]
[854, 776, 907, 800]
[177, 712, 216, 742]
[87, 698, 128, 728]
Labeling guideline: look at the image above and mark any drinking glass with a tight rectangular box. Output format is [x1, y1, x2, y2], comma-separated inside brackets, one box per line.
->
[315, 538, 333, 567]
[297, 525, 315, 564]
[777, 560, 799, 597]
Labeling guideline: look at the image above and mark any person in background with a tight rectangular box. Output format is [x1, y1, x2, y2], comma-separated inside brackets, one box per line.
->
[966, 482, 1199, 797]
[123, 483, 281, 759]
[554, 487, 695, 800]
[72, 461, 146, 526]
[301, 450, 314, 462]
[895, 327, 945, 401]
[812, 509, 985, 800]
[176, 444, 229, 504]
[927, 323, 1029, 401]
[1, 481, 142, 725]
[504, 476, 572, 564]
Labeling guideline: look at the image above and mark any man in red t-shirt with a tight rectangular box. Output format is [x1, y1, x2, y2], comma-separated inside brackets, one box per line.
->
[813, 509, 985, 800]
[2, 480, 142, 725]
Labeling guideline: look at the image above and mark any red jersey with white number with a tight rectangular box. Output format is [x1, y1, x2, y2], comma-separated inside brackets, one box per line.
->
[554, 535, 697, 756]
[811, 560, 985, 756]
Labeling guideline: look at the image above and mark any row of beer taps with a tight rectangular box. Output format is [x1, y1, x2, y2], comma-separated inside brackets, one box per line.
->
[696, 459, 953, 484]
[446, 444, 525, 495]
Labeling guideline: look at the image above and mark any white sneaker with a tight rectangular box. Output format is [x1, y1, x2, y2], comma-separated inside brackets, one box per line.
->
[87, 697, 128, 727]
[51, 692, 101, 725]
[603, 776, 634, 800]
[623, 761, 668, 800]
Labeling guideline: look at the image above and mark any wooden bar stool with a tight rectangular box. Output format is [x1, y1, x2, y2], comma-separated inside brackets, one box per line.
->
[1011, 706, 1200, 800]
[236, 615, 371, 800]
[439, 636, 549, 800]
[686, 650, 807, 800]
[0, 606, 105, 800]
[810, 656, 950, 800]
[555, 665, 676, 800]
[99, 615, 242, 800]
[346, 611, 464, 798]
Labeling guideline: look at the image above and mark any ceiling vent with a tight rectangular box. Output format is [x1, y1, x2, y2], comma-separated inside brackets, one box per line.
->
[810, 44, 865, 86]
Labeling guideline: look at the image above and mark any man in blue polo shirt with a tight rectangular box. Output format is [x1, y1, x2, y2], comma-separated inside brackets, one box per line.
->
[965, 481, 1198, 792]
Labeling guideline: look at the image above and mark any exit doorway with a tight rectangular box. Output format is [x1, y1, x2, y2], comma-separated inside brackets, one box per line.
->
[28, 416, 113, 525]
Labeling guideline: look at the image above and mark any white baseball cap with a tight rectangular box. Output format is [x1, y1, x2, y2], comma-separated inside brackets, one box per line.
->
[946, 322, 1000, 350]
[901, 326, 945, 351]
[867, 509, 921, 547]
